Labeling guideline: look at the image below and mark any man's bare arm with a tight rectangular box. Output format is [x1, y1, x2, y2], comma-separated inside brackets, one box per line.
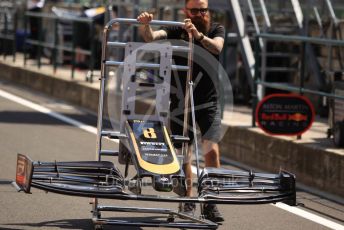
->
[139, 24, 167, 42]
[199, 36, 224, 55]
[183, 19, 224, 55]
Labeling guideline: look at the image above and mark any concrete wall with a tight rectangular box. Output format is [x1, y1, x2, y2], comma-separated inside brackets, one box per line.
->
[219, 125, 344, 197]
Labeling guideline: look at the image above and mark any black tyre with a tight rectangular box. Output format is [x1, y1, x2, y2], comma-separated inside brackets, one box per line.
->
[333, 121, 344, 147]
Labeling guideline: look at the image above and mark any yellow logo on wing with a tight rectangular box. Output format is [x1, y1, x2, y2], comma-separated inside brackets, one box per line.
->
[143, 128, 157, 139]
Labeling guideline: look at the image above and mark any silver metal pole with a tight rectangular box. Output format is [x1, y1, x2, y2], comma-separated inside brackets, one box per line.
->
[259, 0, 271, 28]
[106, 18, 185, 28]
[189, 81, 200, 179]
[181, 32, 194, 163]
[93, 18, 112, 221]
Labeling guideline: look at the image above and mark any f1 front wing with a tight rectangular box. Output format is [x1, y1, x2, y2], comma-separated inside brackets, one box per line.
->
[14, 154, 296, 205]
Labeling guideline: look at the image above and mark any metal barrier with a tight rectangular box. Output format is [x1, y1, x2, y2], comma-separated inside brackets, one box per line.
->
[252, 33, 344, 128]
[23, 11, 97, 82]
[0, 8, 17, 62]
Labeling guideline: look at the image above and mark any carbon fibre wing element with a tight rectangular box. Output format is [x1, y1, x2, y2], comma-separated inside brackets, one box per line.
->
[198, 167, 296, 206]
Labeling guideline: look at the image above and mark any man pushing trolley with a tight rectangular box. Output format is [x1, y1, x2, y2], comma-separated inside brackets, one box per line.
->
[13, 5, 296, 229]
[137, 0, 225, 221]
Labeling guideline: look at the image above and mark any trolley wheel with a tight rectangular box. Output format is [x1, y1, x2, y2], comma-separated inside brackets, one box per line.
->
[94, 225, 103, 230]
[333, 121, 344, 147]
[167, 214, 175, 222]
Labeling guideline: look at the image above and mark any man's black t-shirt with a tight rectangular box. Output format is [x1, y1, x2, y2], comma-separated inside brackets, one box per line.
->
[163, 23, 225, 104]
[164, 22, 224, 59]
[162, 23, 224, 143]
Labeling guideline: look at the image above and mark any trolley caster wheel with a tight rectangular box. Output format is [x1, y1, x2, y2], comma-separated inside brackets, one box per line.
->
[167, 215, 175, 222]
[94, 225, 103, 230]
[92, 211, 101, 219]
[128, 177, 142, 195]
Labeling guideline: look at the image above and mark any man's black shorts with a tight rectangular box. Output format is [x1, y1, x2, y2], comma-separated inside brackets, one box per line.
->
[169, 93, 221, 148]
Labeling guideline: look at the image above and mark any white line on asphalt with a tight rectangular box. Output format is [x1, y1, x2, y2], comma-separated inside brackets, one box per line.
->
[0, 89, 98, 135]
[274, 203, 344, 230]
[0, 88, 343, 230]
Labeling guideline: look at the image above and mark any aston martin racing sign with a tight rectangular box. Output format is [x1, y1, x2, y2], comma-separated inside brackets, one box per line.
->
[256, 94, 315, 136]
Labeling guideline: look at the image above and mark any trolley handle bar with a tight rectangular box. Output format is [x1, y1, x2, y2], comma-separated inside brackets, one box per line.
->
[106, 18, 185, 30]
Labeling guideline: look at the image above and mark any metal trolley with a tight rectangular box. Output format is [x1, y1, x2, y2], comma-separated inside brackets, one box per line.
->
[14, 18, 297, 230]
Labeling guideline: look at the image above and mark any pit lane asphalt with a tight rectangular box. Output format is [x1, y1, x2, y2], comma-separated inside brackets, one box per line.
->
[0, 81, 343, 230]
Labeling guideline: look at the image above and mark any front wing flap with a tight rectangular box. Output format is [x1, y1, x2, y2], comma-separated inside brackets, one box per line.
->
[14, 154, 126, 196]
[198, 167, 296, 205]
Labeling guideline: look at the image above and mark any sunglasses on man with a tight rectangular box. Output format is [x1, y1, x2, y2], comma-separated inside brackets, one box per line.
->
[186, 8, 209, 16]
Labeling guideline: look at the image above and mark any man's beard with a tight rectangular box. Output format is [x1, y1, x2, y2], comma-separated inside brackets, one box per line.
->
[191, 14, 211, 34]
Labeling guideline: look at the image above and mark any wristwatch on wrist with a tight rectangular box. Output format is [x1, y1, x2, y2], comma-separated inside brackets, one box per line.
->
[197, 32, 205, 41]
